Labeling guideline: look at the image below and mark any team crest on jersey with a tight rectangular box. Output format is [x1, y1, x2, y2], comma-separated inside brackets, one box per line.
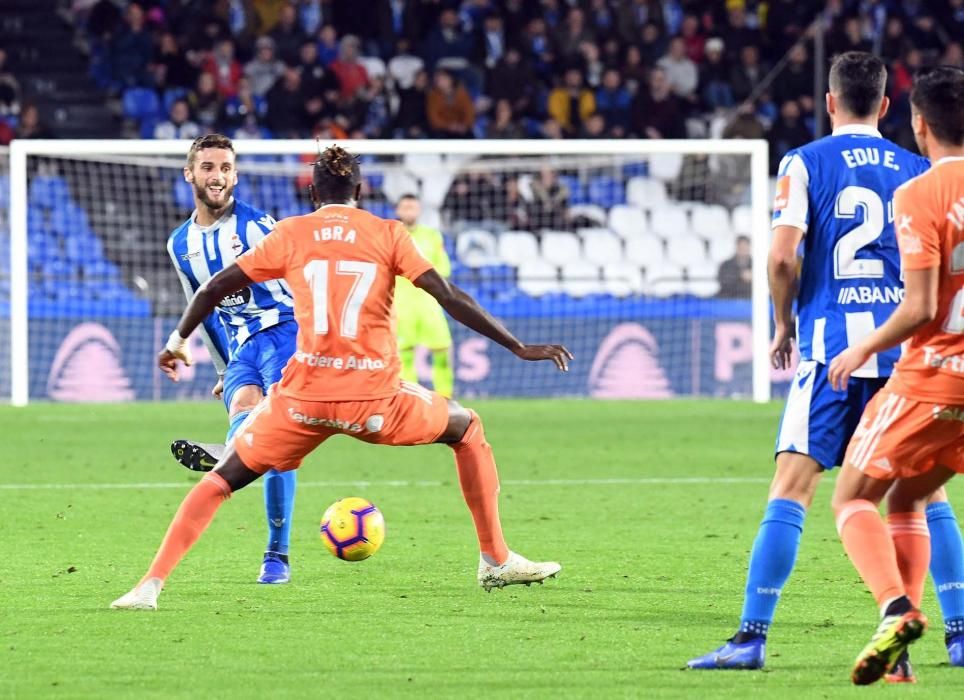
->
[219, 287, 251, 310]
[773, 176, 790, 210]
[230, 234, 243, 255]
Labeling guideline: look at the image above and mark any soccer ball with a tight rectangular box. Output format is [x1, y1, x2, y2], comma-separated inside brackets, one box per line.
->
[320, 497, 385, 561]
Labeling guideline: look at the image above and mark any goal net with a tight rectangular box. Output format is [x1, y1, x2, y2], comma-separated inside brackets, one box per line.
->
[4, 139, 775, 406]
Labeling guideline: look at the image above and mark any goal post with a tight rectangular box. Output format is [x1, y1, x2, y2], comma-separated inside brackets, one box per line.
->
[5, 138, 773, 406]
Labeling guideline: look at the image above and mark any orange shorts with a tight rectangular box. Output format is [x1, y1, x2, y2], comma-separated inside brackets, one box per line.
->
[233, 381, 450, 473]
[843, 388, 964, 480]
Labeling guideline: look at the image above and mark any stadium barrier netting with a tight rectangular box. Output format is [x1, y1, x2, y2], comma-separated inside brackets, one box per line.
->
[4, 139, 785, 405]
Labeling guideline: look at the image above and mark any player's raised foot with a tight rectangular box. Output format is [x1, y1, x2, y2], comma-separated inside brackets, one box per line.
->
[110, 577, 162, 610]
[257, 552, 290, 584]
[478, 551, 560, 591]
[947, 633, 964, 666]
[851, 609, 928, 686]
[687, 636, 766, 670]
[170, 439, 223, 472]
[884, 651, 916, 684]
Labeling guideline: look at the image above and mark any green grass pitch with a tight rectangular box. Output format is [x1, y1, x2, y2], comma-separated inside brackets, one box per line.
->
[2, 399, 961, 698]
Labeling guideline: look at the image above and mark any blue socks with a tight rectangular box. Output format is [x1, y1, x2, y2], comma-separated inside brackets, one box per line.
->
[926, 502, 964, 636]
[739, 498, 808, 637]
[226, 411, 297, 557]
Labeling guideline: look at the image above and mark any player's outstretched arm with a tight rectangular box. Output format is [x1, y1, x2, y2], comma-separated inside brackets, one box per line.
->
[158, 264, 254, 381]
[768, 225, 804, 369]
[414, 269, 572, 371]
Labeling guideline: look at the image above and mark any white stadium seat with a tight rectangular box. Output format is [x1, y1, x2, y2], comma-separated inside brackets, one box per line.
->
[456, 229, 499, 267]
[685, 259, 719, 280]
[382, 169, 420, 204]
[603, 262, 646, 296]
[569, 203, 608, 226]
[648, 206, 689, 239]
[561, 262, 604, 297]
[708, 233, 739, 263]
[498, 230, 539, 265]
[625, 177, 667, 209]
[420, 206, 442, 230]
[648, 153, 684, 182]
[517, 259, 560, 296]
[419, 171, 453, 209]
[404, 152, 444, 176]
[388, 54, 424, 89]
[731, 204, 752, 235]
[608, 204, 648, 239]
[665, 235, 708, 268]
[690, 204, 732, 239]
[625, 233, 666, 265]
[687, 279, 722, 297]
[540, 231, 582, 266]
[359, 56, 387, 80]
[579, 229, 623, 266]
[646, 262, 687, 297]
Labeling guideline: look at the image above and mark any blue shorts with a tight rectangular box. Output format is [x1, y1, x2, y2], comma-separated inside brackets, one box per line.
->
[775, 359, 888, 470]
[222, 321, 298, 412]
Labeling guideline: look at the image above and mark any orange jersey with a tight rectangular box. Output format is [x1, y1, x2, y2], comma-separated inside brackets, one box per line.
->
[235, 204, 434, 401]
[891, 157, 964, 403]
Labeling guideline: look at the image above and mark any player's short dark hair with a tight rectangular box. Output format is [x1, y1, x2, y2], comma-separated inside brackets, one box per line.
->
[828, 52, 887, 118]
[186, 133, 235, 168]
[396, 193, 419, 204]
[312, 144, 361, 203]
[911, 66, 964, 146]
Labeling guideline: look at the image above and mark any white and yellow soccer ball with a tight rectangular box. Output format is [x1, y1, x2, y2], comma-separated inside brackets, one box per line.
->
[320, 497, 385, 561]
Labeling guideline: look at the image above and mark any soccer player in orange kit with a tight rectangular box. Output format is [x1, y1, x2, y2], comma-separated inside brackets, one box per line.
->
[111, 146, 572, 610]
[828, 66, 964, 685]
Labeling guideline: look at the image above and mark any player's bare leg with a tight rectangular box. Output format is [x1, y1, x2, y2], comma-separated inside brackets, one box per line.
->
[436, 399, 561, 591]
[111, 447, 263, 610]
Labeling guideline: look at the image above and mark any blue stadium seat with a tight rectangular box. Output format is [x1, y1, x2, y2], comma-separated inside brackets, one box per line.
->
[366, 201, 394, 219]
[65, 233, 104, 263]
[82, 259, 122, 282]
[0, 175, 9, 209]
[140, 117, 161, 139]
[560, 175, 589, 205]
[30, 176, 70, 210]
[27, 232, 56, 263]
[173, 179, 195, 210]
[587, 175, 626, 208]
[122, 87, 162, 121]
[162, 87, 189, 113]
[622, 162, 649, 178]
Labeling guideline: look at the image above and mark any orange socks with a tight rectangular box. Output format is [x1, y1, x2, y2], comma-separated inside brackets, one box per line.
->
[887, 512, 931, 607]
[450, 411, 509, 565]
[836, 500, 905, 608]
[143, 472, 232, 584]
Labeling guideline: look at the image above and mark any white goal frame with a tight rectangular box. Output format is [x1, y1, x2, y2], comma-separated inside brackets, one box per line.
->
[7, 138, 771, 406]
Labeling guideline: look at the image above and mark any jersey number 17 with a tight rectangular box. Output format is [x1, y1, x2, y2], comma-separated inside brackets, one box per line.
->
[304, 259, 377, 339]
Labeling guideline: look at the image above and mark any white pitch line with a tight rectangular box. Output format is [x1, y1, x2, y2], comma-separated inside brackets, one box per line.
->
[0, 477, 771, 491]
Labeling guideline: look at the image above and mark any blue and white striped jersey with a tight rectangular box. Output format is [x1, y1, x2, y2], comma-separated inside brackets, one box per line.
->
[771, 124, 929, 378]
[167, 198, 295, 371]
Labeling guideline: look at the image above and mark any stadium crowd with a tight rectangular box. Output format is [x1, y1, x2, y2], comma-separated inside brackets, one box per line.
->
[8, 0, 944, 171]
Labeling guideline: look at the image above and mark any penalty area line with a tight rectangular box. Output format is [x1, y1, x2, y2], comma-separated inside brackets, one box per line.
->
[0, 477, 771, 491]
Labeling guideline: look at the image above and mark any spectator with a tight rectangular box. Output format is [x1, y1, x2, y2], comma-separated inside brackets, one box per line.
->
[657, 36, 698, 101]
[478, 12, 507, 70]
[361, 76, 391, 138]
[271, 2, 307, 65]
[579, 41, 604, 88]
[422, 8, 473, 69]
[443, 172, 499, 223]
[244, 37, 286, 98]
[203, 39, 242, 99]
[601, 36, 623, 69]
[909, 14, 943, 58]
[223, 77, 267, 129]
[829, 16, 872, 55]
[495, 177, 530, 230]
[548, 67, 596, 137]
[394, 68, 429, 138]
[717, 235, 752, 299]
[699, 37, 734, 111]
[487, 48, 535, 117]
[486, 99, 524, 139]
[616, 0, 664, 46]
[426, 69, 475, 138]
[522, 17, 555, 80]
[110, 2, 153, 89]
[595, 68, 632, 136]
[317, 24, 340, 65]
[587, 0, 616, 38]
[730, 45, 766, 104]
[540, 118, 564, 139]
[622, 45, 647, 94]
[0, 48, 21, 117]
[880, 17, 910, 65]
[679, 14, 705, 64]
[330, 35, 370, 99]
[555, 7, 594, 60]
[943, 41, 964, 69]
[16, 103, 52, 139]
[722, 5, 763, 62]
[766, 0, 813, 56]
[297, 0, 327, 37]
[767, 100, 811, 173]
[266, 66, 310, 137]
[297, 40, 340, 101]
[638, 21, 666, 65]
[375, 0, 419, 58]
[528, 167, 569, 231]
[944, 0, 964, 41]
[580, 113, 607, 138]
[772, 43, 811, 106]
[187, 71, 224, 130]
[153, 99, 201, 139]
[0, 117, 13, 146]
[631, 66, 685, 139]
[153, 33, 195, 91]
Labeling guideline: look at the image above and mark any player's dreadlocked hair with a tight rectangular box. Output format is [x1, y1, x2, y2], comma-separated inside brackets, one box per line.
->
[186, 133, 235, 168]
[311, 145, 361, 204]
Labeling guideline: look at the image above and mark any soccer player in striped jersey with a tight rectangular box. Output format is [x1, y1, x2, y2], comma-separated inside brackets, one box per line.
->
[165, 134, 298, 585]
[689, 53, 964, 675]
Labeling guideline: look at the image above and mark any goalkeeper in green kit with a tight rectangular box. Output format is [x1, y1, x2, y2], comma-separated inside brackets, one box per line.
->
[394, 194, 454, 397]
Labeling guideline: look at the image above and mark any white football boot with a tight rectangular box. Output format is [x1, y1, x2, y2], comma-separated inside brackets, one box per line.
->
[478, 551, 561, 591]
[110, 577, 163, 610]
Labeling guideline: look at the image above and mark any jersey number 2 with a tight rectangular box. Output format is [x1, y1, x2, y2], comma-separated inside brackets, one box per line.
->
[304, 260, 377, 339]
[833, 186, 885, 279]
